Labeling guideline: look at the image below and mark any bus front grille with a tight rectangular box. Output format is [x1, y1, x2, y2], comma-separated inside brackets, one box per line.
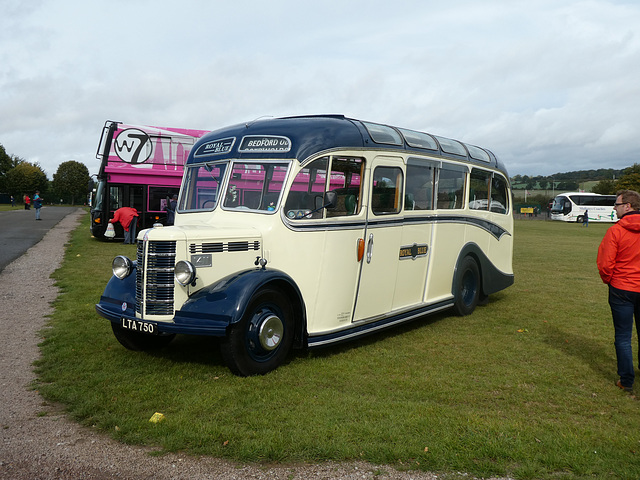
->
[136, 241, 176, 316]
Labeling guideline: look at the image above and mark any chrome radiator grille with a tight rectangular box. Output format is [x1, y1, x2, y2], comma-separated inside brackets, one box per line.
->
[136, 241, 176, 316]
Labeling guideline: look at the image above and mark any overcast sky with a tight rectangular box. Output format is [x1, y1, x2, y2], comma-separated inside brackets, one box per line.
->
[1, 0, 639, 179]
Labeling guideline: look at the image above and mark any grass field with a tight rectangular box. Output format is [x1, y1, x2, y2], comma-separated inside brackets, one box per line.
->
[34, 215, 640, 479]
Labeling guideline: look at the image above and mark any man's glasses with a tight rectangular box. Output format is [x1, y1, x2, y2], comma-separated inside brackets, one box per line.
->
[614, 202, 629, 206]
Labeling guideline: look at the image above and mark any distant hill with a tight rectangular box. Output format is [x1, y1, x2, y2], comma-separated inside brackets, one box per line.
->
[511, 168, 624, 192]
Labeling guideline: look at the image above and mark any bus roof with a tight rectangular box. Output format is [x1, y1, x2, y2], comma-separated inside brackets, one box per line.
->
[555, 192, 615, 196]
[187, 115, 508, 176]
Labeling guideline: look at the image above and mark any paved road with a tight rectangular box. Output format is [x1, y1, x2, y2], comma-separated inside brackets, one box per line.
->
[0, 207, 82, 273]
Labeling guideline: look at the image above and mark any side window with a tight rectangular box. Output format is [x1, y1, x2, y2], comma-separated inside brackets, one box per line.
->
[283, 157, 329, 219]
[490, 174, 509, 214]
[469, 169, 491, 211]
[372, 166, 403, 215]
[326, 157, 364, 218]
[406, 160, 435, 210]
[437, 166, 465, 209]
[109, 185, 123, 210]
[149, 186, 180, 212]
[283, 156, 364, 219]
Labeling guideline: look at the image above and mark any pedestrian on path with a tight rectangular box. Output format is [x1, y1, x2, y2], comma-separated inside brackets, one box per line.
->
[33, 191, 43, 220]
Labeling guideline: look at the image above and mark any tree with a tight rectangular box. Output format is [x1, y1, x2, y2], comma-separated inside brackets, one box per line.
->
[5, 161, 49, 199]
[592, 179, 617, 195]
[614, 164, 640, 193]
[0, 143, 19, 193]
[52, 160, 90, 205]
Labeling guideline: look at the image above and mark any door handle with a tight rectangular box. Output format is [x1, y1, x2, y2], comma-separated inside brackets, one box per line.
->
[366, 233, 374, 264]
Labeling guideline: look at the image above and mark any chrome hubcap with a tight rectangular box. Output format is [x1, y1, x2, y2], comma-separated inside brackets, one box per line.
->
[258, 315, 283, 351]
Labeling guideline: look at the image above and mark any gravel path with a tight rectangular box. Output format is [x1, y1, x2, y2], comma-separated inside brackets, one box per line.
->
[0, 209, 510, 480]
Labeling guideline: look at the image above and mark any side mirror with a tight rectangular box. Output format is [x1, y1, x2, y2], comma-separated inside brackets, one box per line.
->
[305, 191, 338, 219]
[324, 191, 337, 209]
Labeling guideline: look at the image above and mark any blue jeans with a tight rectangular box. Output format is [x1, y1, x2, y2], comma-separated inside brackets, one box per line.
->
[124, 220, 137, 244]
[35, 207, 41, 220]
[608, 285, 640, 388]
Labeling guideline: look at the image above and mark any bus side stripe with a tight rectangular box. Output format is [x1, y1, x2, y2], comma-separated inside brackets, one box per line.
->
[283, 215, 511, 240]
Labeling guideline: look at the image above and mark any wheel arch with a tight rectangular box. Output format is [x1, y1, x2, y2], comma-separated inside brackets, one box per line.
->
[177, 268, 307, 348]
[452, 243, 513, 298]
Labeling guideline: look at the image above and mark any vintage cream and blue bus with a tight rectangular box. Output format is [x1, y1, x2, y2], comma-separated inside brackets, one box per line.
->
[96, 115, 514, 376]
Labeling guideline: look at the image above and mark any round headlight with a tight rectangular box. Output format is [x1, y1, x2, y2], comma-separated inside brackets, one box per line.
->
[175, 260, 196, 286]
[112, 255, 133, 279]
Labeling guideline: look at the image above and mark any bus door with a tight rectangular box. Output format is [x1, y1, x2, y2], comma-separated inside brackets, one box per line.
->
[129, 185, 144, 212]
[392, 159, 436, 310]
[295, 156, 367, 334]
[129, 185, 145, 228]
[353, 156, 405, 322]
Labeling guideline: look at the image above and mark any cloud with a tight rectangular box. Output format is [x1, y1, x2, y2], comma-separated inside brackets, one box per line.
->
[0, 0, 639, 178]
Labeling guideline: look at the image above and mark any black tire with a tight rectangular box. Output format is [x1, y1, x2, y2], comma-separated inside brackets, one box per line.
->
[576, 215, 583, 223]
[111, 323, 175, 351]
[453, 256, 480, 316]
[220, 288, 294, 376]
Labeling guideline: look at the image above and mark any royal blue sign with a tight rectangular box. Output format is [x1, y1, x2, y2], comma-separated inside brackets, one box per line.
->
[194, 137, 236, 157]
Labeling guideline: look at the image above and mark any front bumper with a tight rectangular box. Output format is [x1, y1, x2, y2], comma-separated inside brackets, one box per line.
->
[95, 295, 228, 336]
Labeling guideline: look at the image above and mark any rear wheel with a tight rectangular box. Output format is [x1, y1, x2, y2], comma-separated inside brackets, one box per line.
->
[453, 256, 480, 316]
[111, 323, 175, 351]
[220, 288, 294, 376]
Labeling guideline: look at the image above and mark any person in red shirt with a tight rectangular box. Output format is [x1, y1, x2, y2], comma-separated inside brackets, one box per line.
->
[597, 189, 640, 393]
[109, 207, 139, 244]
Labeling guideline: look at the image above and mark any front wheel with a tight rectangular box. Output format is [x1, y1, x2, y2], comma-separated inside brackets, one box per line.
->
[111, 323, 175, 351]
[220, 288, 294, 376]
[453, 256, 480, 316]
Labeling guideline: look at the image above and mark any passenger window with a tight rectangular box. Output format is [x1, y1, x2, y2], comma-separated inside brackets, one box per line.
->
[490, 174, 509, 214]
[283, 157, 329, 219]
[372, 166, 403, 215]
[284, 156, 364, 219]
[406, 160, 435, 210]
[437, 166, 465, 209]
[469, 169, 491, 211]
[326, 157, 364, 218]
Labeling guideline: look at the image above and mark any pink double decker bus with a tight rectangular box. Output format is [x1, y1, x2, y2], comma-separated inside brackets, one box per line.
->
[90, 121, 210, 239]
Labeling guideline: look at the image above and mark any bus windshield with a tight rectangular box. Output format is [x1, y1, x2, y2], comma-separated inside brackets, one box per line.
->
[178, 163, 228, 211]
[551, 196, 568, 213]
[179, 161, 290, 212]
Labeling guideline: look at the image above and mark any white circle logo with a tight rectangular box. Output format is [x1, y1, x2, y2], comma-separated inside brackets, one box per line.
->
[114, 128, 153, 164]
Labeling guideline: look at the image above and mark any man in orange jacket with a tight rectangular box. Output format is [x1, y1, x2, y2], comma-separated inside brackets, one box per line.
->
[109, 207, 139, 244]
[597, 189, 640, 393]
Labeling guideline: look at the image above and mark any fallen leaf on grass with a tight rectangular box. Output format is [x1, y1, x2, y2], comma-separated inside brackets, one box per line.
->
[149, 412, 165, 423]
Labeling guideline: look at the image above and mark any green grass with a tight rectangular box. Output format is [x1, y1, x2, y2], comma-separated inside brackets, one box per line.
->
[0, 204, 24, 211]
[35, 216, 640, 479]
[0, 204, 81, 211]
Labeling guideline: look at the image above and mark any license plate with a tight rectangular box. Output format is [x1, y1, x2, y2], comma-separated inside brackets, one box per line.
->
[121, 317, 157, 335]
